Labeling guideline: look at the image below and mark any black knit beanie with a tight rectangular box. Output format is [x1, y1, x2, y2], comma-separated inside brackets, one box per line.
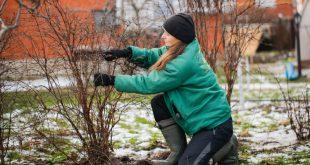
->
[163, 13, 196, 44]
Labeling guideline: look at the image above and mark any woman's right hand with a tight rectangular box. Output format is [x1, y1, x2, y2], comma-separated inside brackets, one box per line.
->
[102, 48, 132, 61]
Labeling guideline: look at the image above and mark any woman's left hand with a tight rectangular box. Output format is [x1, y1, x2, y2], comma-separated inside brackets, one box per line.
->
[93, 73, 115, 87]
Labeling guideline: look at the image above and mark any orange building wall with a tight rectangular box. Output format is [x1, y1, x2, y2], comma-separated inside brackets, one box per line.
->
[192, 13, 224, 61]
[1, 0, 107, 59]
[237, 0, 294, 19]
[196, 0, 295, 60]
[1, 0, 296, 60]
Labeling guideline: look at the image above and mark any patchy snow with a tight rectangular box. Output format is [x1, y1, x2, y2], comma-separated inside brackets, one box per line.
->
[229, 100, 310, 164]
[112, 103, 162, 156]
[114, 148, 150, 158]
[246, 129, 297, 150]
[111, 101, 310, 163]
[233, 101, 296, 148]
[231, 82, 308, 90]
[3, 72, 308, 93]
[4, 98, 309, 164]
[3, 76, 75, 92]
[295, 145, 310, 152]
[249, 153, 289, 164]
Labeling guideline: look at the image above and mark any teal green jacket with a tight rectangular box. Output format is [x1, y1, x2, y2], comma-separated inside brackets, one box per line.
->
[115, 39, 231, 135]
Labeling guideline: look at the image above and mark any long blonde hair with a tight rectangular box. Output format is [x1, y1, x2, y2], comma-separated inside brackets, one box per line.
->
[150, 39, 186, 71]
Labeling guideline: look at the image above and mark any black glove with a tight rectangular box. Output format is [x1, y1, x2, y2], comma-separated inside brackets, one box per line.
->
[93, 73, 115, 87]
[102, 47, 132, 61]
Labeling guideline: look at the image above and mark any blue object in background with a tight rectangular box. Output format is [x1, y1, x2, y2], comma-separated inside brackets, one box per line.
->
[285, 62, 299, 80]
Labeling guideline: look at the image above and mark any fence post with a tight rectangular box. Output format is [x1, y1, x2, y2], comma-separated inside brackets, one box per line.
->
[246, 56, 251, 93]
[238, 58, 245, 111]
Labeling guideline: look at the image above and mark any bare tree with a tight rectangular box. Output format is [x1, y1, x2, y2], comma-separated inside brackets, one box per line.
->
[222, 1, 264, 103]
[8, 0, 161, 163]
[23, 1, 121, 163]
[0, 0, 41, 164]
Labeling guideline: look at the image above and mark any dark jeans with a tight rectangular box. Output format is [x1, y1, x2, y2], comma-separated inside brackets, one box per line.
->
[151, 94, 233, 165]
[151, 94, 172, 122]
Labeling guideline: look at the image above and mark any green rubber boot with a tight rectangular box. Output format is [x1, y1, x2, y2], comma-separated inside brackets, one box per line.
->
[152, 118, 187, 165]
[212, 134, 238, 165]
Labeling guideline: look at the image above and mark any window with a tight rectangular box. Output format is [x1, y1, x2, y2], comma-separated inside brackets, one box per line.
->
[92, 9, 118, 32]
[255, 0, 276, 8]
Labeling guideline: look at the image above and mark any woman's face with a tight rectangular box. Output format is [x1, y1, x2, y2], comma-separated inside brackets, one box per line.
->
[161, 30, 178, 47]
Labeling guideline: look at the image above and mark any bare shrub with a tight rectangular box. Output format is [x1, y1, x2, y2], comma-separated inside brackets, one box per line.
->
[278, 81, 309, 141]
[11, 0, 162, 163]
[0, 0, 42, 164]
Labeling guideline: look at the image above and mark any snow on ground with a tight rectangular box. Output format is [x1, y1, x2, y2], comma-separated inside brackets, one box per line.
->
[110, 101, 310, 164]
[2, 69, 309, 164]
[231, 82, 308, 90]
[111, 103, 167, 160]
[3, 76, 75, 92]
[4, 97, 309, 164]
[4, 77, 309, 92]
[231, 101, 309, 163]
[247, 129, 297, 150]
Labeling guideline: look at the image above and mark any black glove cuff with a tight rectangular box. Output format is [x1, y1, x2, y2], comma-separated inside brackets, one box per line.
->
[109, 75, 115, 85]
[125, 47, 132, 59]
[94, 73, 115, 86]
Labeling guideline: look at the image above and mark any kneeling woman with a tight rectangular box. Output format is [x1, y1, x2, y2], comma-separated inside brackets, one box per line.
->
[94, 13, 235, 164]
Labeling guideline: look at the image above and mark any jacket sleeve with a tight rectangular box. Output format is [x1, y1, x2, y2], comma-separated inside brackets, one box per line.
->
[114, 56, 193, 94]
[128, 46, 168, 69]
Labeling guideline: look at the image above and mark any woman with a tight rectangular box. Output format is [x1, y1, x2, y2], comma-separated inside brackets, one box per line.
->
[94, 13, 236, 165]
